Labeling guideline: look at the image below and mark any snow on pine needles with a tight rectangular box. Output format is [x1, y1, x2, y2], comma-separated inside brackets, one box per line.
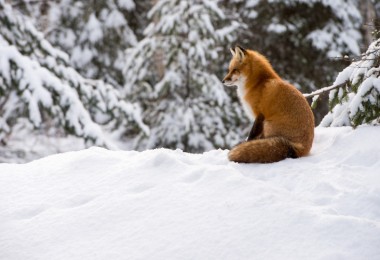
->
[321, 38, 380, 127]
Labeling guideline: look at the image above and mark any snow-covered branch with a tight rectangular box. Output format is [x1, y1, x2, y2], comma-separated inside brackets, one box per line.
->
[320, 38, 380, 127]
[0, 1, 148, 146]
[303, 81, 348, 99]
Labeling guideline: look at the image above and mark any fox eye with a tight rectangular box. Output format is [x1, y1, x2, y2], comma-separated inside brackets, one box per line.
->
[232, 69, 238, 73]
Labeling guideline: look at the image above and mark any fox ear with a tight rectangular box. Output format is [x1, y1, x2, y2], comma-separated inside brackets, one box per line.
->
[234, 45, 246, 62]
[236, 45, 247, 54]
[230, 48, 235, 56]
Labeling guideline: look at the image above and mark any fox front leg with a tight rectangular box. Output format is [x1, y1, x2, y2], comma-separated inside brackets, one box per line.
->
[247, 113, 264, 141]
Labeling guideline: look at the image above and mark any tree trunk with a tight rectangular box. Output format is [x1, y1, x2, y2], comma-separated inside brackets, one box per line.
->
[359, 0, 377, 49]
[152, 0, 165, 80]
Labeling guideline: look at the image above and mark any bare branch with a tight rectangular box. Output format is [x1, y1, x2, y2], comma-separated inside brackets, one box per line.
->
[11, 0, 44, 7]
[329, 49, 380, 62]
[304, 81, 348, 99]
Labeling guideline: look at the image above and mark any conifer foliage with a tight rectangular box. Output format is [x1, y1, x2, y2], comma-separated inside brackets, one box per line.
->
[46, 0, 138, 88]
[0, 1, 147, 146]
[225, 0, 362, 92]
[124, 0, 243, 152]
[320, 37, 380, 127]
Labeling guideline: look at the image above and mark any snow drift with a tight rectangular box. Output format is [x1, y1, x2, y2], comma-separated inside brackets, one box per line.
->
[1, 127, 380, 260]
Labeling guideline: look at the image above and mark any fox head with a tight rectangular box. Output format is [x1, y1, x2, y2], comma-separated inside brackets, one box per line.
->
[222, 45, 248, 87]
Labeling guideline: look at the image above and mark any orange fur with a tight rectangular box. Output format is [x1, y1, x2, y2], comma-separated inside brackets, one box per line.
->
[223, 46, 314, 163]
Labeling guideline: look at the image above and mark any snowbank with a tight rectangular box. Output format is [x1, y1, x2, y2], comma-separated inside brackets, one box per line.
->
[1, 127, 380, 260]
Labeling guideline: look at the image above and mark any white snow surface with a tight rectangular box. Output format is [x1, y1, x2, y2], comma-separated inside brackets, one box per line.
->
[1, 127, 380, 260]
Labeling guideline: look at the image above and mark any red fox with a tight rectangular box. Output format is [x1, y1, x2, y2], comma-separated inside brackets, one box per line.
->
[223, 46, 314, 163]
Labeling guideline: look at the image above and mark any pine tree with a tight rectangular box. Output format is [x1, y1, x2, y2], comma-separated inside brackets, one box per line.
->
[0, 1, 148, 146]
[220, 0, 364, 123]
[124, 0, 244, 152]
[44, 0, 139, 88]
[223, 0, 363, 92]
[320, 37, 380, 127]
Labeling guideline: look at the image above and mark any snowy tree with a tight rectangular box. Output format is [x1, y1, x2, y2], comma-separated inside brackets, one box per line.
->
[10, 0, 51, 31]
[124, 0, 244, 152]
[220, 0, 363, 123]
[320, 37, 380, 127]
[222, 0, 363, 91]
[0, 1, 148, 146]
[42, 0, 139, 88]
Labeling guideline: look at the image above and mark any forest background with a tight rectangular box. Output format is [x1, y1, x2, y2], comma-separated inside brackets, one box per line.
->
[0, 0, 379, 162]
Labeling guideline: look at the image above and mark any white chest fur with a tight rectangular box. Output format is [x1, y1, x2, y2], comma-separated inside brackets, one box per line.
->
[235, 76, 255, 120]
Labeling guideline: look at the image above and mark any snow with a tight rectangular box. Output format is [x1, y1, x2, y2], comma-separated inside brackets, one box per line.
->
[303, 0, 362, 57]
[71, 46, 93, 68]
[104, 9, 126, 28]
[1, 127, 380, 260]
[85, 14, 103, 43]
[0, 121, 86, 163]
[124, 0, 244, 152]
[117, 0, 135, 11]
[45, 0, 137, 87]
[321, 38, 380, 127]
[267, 23, 287, 34]
[1, 1, 148, 147]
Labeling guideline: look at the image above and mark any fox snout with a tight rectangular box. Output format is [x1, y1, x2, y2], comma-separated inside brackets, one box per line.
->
[222, 71, 238, 87]
[222, 75, 231, 84]
[222, 71, 235, 85]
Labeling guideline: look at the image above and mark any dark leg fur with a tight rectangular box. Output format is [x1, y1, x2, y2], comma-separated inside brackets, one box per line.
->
[287, 146, 298, 159]
[247, 113, 264, 141]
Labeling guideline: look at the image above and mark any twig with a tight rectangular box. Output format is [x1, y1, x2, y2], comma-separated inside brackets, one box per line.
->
[329, 49, 380, 62]
[303, 81, 348, 98]
[11, 0, 44, 7]
[363, 23, 380, 28]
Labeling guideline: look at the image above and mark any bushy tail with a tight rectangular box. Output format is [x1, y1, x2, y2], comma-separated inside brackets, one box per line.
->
[228, 137, 302, 163]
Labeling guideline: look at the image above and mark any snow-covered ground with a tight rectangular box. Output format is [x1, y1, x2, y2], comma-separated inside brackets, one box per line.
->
[1, 127, 380, 260]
